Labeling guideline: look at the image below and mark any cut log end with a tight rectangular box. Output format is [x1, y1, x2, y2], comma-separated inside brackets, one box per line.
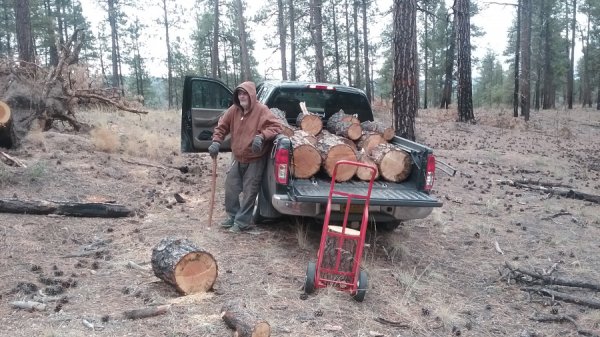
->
[0, 101, 10, 125]
[324, 146, 358, 181]
[291, 144, 322, 178]
[174, 252, 218, 294]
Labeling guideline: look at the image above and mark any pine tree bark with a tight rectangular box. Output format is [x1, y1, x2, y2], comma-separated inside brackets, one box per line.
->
[566, 0, 576, 109]
[278, 0, 287, 80]
[455, 0, 475, 123]
[14, 0, 34, 64]
[362, 0, 371, 103]
[161, 0, 174, 108]
[316, 131, 358, 181]
[221, 301, 271, 337]
[353, 0, 361, 88]
[235, 0, 251, 81]
[332, 1, 341, 84]
[107, 0, 120, 88]
[326, 111, 362, 140]
[290, 130, 321, 178]
[345, 0, 353, 86]
[310, 0, 326, 82]
[520, 0, 532, 121]
[392, 0, 417, 140]
[513, 0, 521, 117]
[368, 143, 412, 182]
[440, 14, 454, 109]
[211, 0, 220, 78]
[288, 0, 296, 80]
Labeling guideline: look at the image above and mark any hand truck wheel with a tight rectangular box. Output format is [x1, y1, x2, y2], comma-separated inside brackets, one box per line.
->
[352, 270, 368, 302]
[304, 261, 316, 294]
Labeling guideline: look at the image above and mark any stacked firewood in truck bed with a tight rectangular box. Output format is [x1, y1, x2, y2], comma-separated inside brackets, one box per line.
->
[271, 105, 411, 183]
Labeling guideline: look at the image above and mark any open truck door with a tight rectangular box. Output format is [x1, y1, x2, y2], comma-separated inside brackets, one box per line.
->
[181, 76, 234, 153]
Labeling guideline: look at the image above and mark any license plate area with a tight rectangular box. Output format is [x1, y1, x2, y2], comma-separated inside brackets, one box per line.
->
[340, 204, 365, 214]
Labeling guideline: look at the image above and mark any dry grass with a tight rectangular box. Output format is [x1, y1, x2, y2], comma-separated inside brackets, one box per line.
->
[90, 126, 119, 153]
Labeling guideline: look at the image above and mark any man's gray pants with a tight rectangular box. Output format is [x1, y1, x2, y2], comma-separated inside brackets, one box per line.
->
[224, 157, 266, 228]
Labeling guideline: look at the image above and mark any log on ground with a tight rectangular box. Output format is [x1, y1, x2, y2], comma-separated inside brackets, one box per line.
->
[316, 131, 358, 181]
[369, 143, 412, 182]
[221, 300, 271, 337]
[0, 100, 15, 148]
[151, 237, 218, 295]
[361, 121, 395, 141]
[0, 198, 133, 217]
[290, 130, 321, 179]
[326, 111, 362, 140]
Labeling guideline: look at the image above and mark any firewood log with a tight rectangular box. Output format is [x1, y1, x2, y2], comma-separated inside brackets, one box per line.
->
[151, 237, 218, 295]
[326, 111, 362, 140]
[221, 300, 271, 337]
[361, 121, 395, 141]
[316, 131, 358, 182]
[270, 107, 295, 137]
[0, 100, 15, 148]
[357, 132, 387, 154]
[290, 130, 321, 179]
[296, 101, 323, 136]
[368, 143, 412, 182]
[356, 150, 380, 181]
[321, 226, 359, 283]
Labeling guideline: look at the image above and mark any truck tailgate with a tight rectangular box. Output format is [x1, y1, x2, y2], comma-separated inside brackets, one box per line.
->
[291, 179, 442, 207]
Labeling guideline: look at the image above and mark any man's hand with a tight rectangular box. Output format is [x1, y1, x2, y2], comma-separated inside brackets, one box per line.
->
[208, 142, 220, 158]
[252, 135, 264, 153]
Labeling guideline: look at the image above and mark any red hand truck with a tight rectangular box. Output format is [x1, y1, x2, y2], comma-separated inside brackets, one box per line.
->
[304, 160, 378, 302]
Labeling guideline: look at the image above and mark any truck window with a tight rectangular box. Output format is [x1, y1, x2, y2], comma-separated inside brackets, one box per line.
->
[191, 80, 232, 109]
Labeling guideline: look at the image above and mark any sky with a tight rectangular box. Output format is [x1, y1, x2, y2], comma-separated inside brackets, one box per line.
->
[79, 0, 517, 80]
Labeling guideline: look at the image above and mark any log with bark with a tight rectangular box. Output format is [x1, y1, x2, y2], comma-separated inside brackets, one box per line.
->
[221, 300, 271, 337]
[316, 131, 358, 182]
[356, 150, 380, 181]
[0, 198, 133, 217]
[326, 111, 362, 140]
[296, 101, 323, 136]
[270, 107, 295, 137]
[361, 121, 395, 141]
[357, 132, 388, 154]
[368, 143, 412, 182]
[151, 237, 218, 295]
[321, 226, 359, 283]
[0, 100, 15, 148]
[290, 130, 321, 179]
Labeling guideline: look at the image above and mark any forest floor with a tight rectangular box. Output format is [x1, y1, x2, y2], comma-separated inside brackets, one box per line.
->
[0, 105, 599, 337]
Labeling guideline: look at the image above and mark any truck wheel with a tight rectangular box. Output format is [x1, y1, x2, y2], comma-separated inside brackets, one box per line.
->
[353, 270, 368, 302]
[304, 261, 317, 294]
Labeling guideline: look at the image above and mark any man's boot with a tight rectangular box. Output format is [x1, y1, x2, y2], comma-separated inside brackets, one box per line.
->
[220, 217, 235, 228]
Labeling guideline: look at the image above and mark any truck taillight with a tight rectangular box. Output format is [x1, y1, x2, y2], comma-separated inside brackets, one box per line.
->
[424, 154, 435, 192]
[307, 84, 336, 91]
[274, 148, 289, 185]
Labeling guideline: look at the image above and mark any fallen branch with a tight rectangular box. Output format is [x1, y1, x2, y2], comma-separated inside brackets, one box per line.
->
[10, 300, 47, 311]
[123, 304, 171, 320]
[0, 151, 26, 167]
[374, 317, 410, 328]
[522, 287, 600, 309]
[0, 198, 133, 217]
[506, 262, 600, 291]
[120, 158, 189, 173]
[541, 211, 572, 220]
[497, 179, 600, 204]
[513, 179, 573, 188]
[71, 90, 148, 115]
[531, 314, 600, 337]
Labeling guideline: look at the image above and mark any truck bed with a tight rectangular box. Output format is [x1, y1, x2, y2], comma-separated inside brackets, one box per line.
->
[290, 177, 442, 207]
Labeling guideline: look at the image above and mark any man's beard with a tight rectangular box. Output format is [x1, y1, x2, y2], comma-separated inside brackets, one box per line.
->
[240, 101, 250, 110]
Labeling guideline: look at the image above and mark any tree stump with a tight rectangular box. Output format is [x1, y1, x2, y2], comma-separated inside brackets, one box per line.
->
[361, 121, 395, 141]
[368, 143, 412, 182]
[270, 107, 295, 137]
[221, 300, 271, 337]
[316, 131, 358, 182]
[151, 237, 218, 295]
[290, 130, 321, 178]
[321, 226, 359, 284]
[0, 100, 15, 148]
[326, 111, 362, 140]
[356, 150, 379, 181]
[357, 132, 387, 154]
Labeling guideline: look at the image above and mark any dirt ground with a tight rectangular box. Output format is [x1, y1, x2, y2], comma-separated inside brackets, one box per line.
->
[1, 106, 599, 337]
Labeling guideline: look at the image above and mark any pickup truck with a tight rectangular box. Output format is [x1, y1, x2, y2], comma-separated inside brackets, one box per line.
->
[181, 76, 442, 230]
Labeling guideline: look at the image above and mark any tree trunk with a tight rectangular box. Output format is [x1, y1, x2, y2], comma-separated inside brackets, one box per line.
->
[455, 0, 475, 123]
[221, 301, 271, 337]
[513, 0, 521, 117]
[440, 14, 454, 109]
[353, 0, 361, 88]
[310, 0, 326, 82]
[332, 1, 341, 84]
[520, 0, 532, 121]
[45, 0, 59, 66]
[345, 0, 352, 86]
[288, 0, 296, 80]
[14, 0, 34, 64]
[368, 143, 412, 182]
[107, 0, 119, 88]
[290, 130, 321, 178]
[161, 0, 174, 108]
[566, 0, 575, 109]
[316, 131, 358, 181]
[542, 0, 554, 110]
[582, 15, 591, 107]
[211, 0, 220, 78]
[235, 0, 251, 81]
[277, 0, 287, 80]
[151, 237, 218, 295]
[362, 0, 371, 102]
[392, 0, 418, 140]
[423, 11, 429, 109]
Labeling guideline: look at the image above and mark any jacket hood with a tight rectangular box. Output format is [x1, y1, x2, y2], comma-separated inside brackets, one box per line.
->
[233, 81, 257, 111]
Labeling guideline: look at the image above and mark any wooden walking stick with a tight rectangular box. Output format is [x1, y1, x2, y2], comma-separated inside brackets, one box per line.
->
[208, 156, 218, 228]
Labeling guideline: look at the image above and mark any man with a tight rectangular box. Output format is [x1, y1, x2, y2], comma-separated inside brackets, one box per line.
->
[208, 81, 282, 232]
